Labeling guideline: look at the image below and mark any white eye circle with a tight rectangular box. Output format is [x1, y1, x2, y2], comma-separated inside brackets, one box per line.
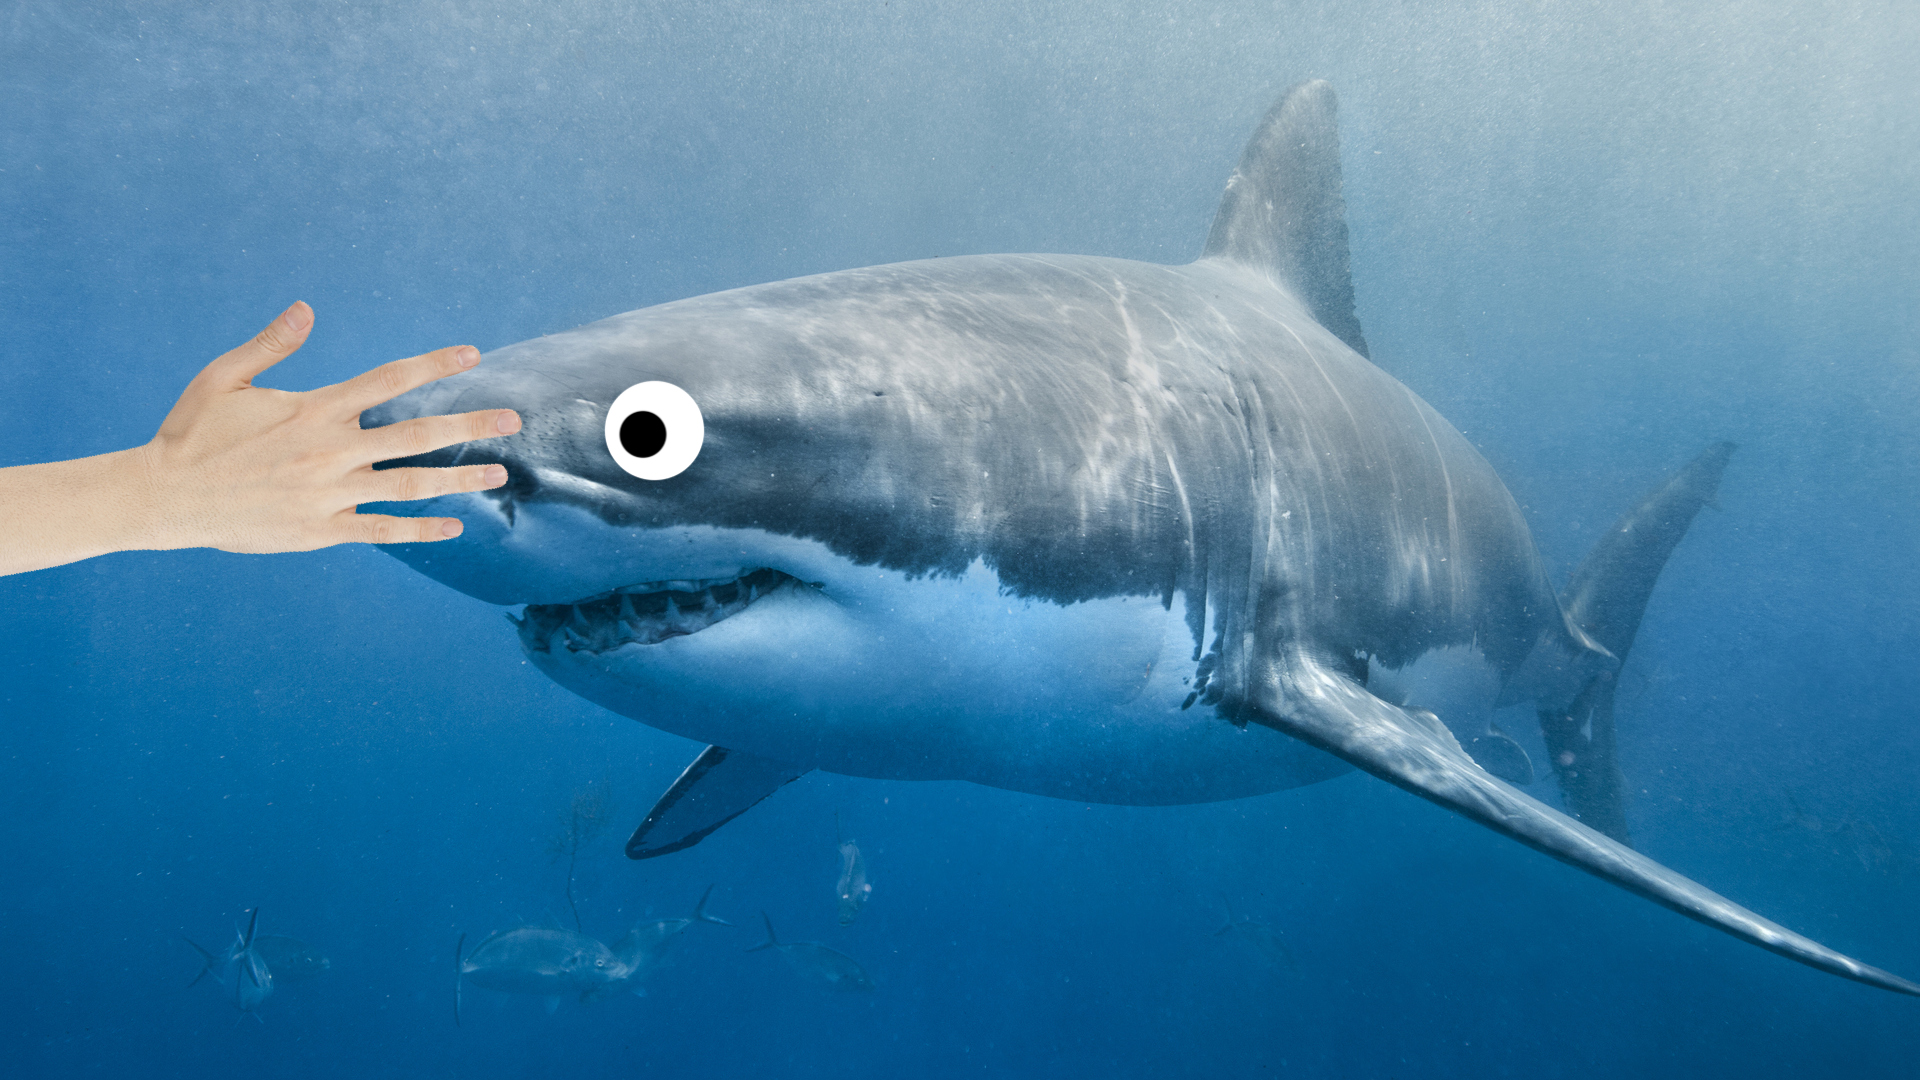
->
[604, 381, 703, 480]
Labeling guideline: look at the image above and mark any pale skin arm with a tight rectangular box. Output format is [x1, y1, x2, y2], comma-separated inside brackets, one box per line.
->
[0, 301, 520, 578]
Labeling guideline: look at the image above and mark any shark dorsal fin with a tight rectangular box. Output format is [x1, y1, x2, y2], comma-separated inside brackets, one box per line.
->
[1200, 80, 1369, 359]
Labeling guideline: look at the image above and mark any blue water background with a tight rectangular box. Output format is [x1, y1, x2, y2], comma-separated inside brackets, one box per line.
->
[3, 2, 1918, 1075]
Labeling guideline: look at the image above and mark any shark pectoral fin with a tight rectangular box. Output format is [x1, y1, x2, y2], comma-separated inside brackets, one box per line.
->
[1258, 654, 1920, 997]
[625, 746, 807, 860]
[1407, 706, 1534, 787]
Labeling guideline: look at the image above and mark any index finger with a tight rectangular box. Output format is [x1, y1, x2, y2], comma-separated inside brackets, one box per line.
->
[322, 345, 482, 417]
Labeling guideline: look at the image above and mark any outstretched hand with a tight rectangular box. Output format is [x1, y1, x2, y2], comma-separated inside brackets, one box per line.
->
[0, 302, 519, 576]
[138, 301, 519, 551]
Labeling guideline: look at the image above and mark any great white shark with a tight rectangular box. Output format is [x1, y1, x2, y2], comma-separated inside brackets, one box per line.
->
[368, 82, 1917, 996]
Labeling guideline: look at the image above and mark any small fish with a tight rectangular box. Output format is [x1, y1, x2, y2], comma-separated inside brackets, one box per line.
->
[1844, 820, 1896, 874]
[610, 883, 732, 983]
[834, 815, 873, 926]
[1782, 796, 1902, 874]
[1215, 900, 1298, 970]
[747, 912, 874, 993]
[184, 907, 275, 1017]
[455, 926, 628, 1025]
[251, 935, 330, 983]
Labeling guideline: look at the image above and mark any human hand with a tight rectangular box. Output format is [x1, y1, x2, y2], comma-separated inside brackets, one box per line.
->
[129, 301, 519, 553]
[0, 301, 521, 577]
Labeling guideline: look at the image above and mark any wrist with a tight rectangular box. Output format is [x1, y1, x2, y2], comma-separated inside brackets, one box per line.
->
[113, 441, 189, 553]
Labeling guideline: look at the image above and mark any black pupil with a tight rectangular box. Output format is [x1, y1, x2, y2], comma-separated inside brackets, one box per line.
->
[619, 411, 668, 458]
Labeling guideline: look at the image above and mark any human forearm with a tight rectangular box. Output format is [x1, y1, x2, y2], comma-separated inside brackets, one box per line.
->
[0, 447, 169, 576]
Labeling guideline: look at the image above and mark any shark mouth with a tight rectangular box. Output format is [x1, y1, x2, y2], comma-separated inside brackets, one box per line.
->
[511, 568, 804, 655]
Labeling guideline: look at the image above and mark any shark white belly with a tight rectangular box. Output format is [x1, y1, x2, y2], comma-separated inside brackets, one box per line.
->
[520, 542, 1350, 803]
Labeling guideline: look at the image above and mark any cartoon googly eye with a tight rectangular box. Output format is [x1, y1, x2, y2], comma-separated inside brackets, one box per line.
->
[604, 381, 703, 480]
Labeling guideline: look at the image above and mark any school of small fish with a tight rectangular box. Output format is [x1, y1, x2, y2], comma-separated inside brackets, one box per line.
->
[183, 816, 1302, 1022]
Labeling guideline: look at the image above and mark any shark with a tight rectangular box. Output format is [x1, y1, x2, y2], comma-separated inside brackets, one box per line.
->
[368, 81, 1918, 997]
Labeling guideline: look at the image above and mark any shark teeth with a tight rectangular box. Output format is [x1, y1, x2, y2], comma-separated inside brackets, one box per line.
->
[511, 568, 800, 655]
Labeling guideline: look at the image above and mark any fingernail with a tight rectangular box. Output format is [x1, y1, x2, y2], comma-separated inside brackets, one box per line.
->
[456, 347, 481, 368]
[440, 519, 463, 538]
[496, 411, 521, 434]
[279, 302, 313, 333]
[483, 465, 507, 487]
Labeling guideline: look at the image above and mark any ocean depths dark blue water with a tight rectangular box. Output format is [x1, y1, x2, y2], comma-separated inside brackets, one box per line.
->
[4, 2, 1919, 1076]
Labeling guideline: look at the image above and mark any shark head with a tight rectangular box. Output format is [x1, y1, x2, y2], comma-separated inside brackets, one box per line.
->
[368, 274, 902, 606]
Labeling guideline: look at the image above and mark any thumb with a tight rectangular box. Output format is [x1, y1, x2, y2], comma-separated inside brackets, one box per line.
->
[210, 302, 314, 387]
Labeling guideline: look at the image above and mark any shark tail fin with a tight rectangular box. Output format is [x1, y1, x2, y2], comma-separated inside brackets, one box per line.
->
[746, 911, 779, 953]
[454, 933, 466, 1028]
[692, 883, 732, 927]
[1542, 441, 1736, 844]
[182, 937, 218, 988]
[1200, 79, 1369, 358]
